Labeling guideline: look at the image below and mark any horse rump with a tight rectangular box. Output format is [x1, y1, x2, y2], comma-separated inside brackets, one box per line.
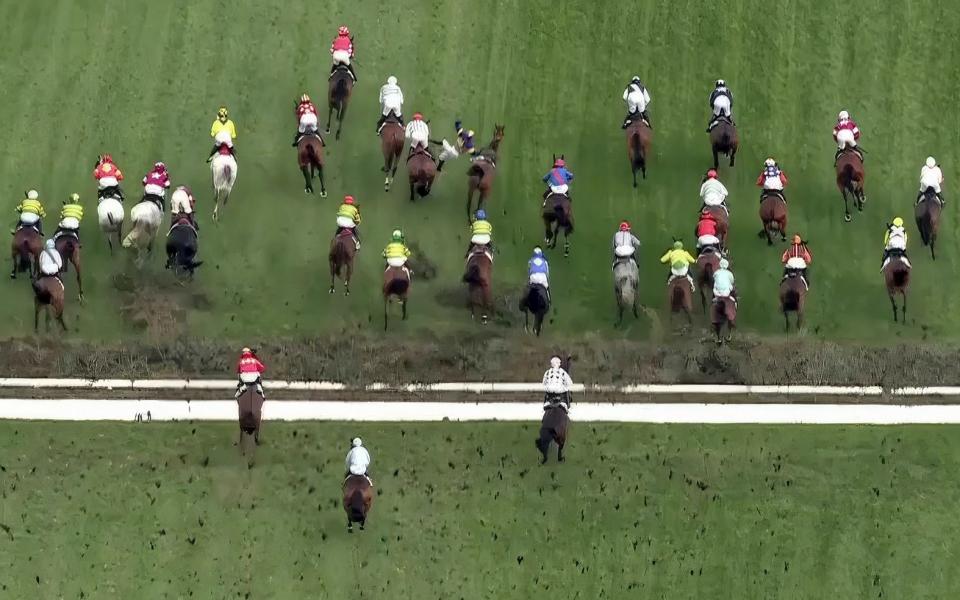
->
[348, 489, 365, 522]
[462, 262, 482, 284]
[385, 276, 409, 297]
[237, 389, 261, 433]
[782, 288, 801, 311]
[32, 279, 51, 303]
[892, 268, 909, 288]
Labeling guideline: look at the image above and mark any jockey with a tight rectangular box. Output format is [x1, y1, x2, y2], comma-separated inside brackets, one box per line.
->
[695, 210, 721, 253]
[882, 217, 910, 269]
[56, 193, 83, 238]
[781, 234, 812, 287]
[707, 79, 734, 131]
[335, 195, 361, 249]
[404, 113, 430, 154]
[660, 240, 696, 290]
[345, 437, 371, 479]
[612, 221, 641, 266]
[39, 239, 63, 278]
[756, 158, 788, 201]
[142, 162, 171, 207]
[330, 26, 357, 81]
[621, 76, 652, 129]
[438, 120, 476, 172]
[699, 169, 729, 214]
[376, 75, 404, 133]
[210, 106, 236, 146]
[833, 110, 862, 164]
[713, 258, 736, 301]
[13, 190, 45, 235]
[527, 246, 550, 302]
[294, 94, 320, 145]
[383, 230, 411, 270]
[918, 156, 944, 204]
[542, 158, 573, 199]
[236, 347, 266, 399]
[542, 356, 573, 410]
[170, 186, 197, 229]
[209, 129, 237, 161]
[93, 154, 124, 200]
[467, 209, 493, 256]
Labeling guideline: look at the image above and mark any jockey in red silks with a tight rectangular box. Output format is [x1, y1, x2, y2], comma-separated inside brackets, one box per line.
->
[236, 347, 266, 398]
[94, 154, 125, 200]
[330, 26, 357, 81]
[293, 94, 320, 145]
[142, 162, 170, 208]
[695, 210, 721, 253]
[833, 110, 862, 164]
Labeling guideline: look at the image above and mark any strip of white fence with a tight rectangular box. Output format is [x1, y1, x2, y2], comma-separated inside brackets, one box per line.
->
[2, 399, 960, 424]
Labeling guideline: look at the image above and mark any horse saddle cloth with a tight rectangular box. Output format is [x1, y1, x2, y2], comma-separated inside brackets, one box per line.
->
[168, 218, 197, 237]
[468, 247, 492, 263]
[54, 229, 79, 242]
[764, 191, 786, 203]
[337, 229, 355, 239]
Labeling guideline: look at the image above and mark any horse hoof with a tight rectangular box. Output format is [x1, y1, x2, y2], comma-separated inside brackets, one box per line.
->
[844, 214, 852, 223]
[345, 290, 350, 297]
[320, 191, 328, 198]
[329, 287, 335, 294]
[305, 188, 312, 194]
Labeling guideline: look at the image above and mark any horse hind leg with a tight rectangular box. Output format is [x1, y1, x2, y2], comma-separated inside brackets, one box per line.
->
[316, 164, 327, 197]
[301, 167, 313, 194]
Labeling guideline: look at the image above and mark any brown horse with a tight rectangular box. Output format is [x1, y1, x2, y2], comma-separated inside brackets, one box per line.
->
[915, 187, 941, 260]
[536, 356, 572, 464]
[326, 66, 353, 140]
[779, 275, 807, 332]
[55, 233, 84, 302]
[542, 193, 574, 257]
[379, 114, 404, 191]
[836, 149, 866, 222]
[408, 149, 437, 201]
[236, 386, 263, 458]
[328, 231, 356, 295]
[343, 474, 373, 532]
[883, 256, 910, 323]
[758, 190, 788, 245]
[383, 266, 410, 330]
[710, 120, 739, 169]
[297, 134, 327, 196]
[465, 124, 506, 223]
[696, 250, 721, 313]
[711, 296, 737, 344]
[462, 247, 493, 324]
[668, 276, 693, 324]
[705, 206, 729, 247]
[626, 120, 652, 186]
[33, 275, 67, 333]
[10, 226, 41, 279]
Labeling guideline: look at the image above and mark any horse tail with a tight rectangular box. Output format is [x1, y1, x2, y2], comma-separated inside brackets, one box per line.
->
[334, 77, 348, 105]
[16, 238, 31, 273]
[719, 130, 731, 149]
[631, 132, 643, 166]
[462, 262, 481, 284]
[841, 163, 856, 190]
[386, 277, 409, 297]
[893, 268, 909, 287]
[671, 284, 685, 306]
[349, 489, 365, 522]
[784, 289, 800, 310]
[467, 164, 484, 180]
[618, 273, 636, 307]
[32, 279, 50, 302]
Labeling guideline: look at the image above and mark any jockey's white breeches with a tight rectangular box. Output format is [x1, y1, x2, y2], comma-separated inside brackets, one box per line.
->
[549, 184, 569, 195]
[332, 50, 351, 65]
[408, 129, 429, 149]
[471, 233, 491, 245]
[143, 184, 166, 197]
[59, 217, 80, 230]
[763, 177, 784, 191]
[336, 217, 356, 229]
[713, 287, 732, 298]
[920, 176, 942, 193]
[697, 234, 720, 248]
[529, 273, 549, 288]
[348, 464, 367, 476]
[702, 192, 726, 207]
[19, 212, 40, 225]
[626, 96, 648, 114]
[886, 236, 906, 251]
[299, 112, 319, 133]
[439, 140, 459, 162]
[40, 259, 61, 276]
[386, 257, 407, 268]
[381, 99, 402, 117]
[712, 96, 731, 117]
[171, 196, 193, 214]
[836, 129, 857, 149]
[785, 257, 807, 270]
[214, 130, 233, 147]
[239, 372, 261, 384]
[614, 245, 635, 258]
[98, 176, 119, 189]
[671, 264, 690, 277]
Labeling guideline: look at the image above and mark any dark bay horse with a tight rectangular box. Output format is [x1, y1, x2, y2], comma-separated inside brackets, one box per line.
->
[343, 474, 373, 532]
[465, 124, 505, 223]
[710, 120, 738, 169]
[165, 217, 202, 278]
[462, 247, 493, 324]
[379, 114, 404, 191]
[383, 266, 410, 330]
[55, 232, 83, 302]
[668, 277, 693, 324]
[327, 66, 353, 140]
[33, 275, 67, 333]
[779, 275, 807, 331]
[883, 257, 910, 323]
[626, 120, 652, 186]
[613, 257, 639, 326]
[543, 193, 573, 257]
[297, 134, 327, 196]
[236, 386, 263, 458]
[758, 190, 787, 245]
[10, 226, 41, 279]
[696, 250, 721, 313]
[915, 187, 941, 260]
[329, 231, 356, 295]
[711, 296, 737, 344]
[408, 149, 436, 201]
[836, 149, 866, 222]
[536, 356, 572, 464]
[520, 283, 550, 336]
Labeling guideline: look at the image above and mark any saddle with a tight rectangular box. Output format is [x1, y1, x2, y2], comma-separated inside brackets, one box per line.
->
[407, 146, 434, 162]
[329, 64, 353, 80]
[53, 229, 79, 242]
[337, 228, 356, 239]
[468, 245, 493, 264]
[15, 223, 40, 235]
[762, 190, 786, 203]
[297, 130, 325, 146]
[472, 152, 496, 168]
[385, 265, 412, 280]
[168, 215, 197, 236]
[142, 194, 164, 212]
[343, 474, 373, 487]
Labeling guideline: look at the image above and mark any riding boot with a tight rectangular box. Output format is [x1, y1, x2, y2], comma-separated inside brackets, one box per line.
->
[437, 160, 445, 172]
[348, 64, 357, 82]
[939, 192, 945, 205]
[641, 110, 652, 128]
[834, 149, 841, 166]
[292, 132, 301, 147]
[353, 228, 360, 249]
[375, 115, 385, 134]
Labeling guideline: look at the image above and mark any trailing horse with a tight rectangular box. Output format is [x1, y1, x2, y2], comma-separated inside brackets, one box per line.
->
[836, 149, 866, 222]
[383, 266, 410, 330]
[55, 231, 83, 302]
[779, 275, 807, 332]
[165, 217, 202, 278]
[542, 193, 573, 257]
[297, 134, 327, 196]
[883, 256, 910, 323]
[328, 231, 356, 295]
[915, 187, 941, 260]
[462, 247, 493, 324]
[408, 149, 436, 201]
[520, 282, 550, 336]
[379, 114, 404, 191]
[327, 67, 354, 140]
[10, 226, 41, 280]
[758, 190, 787, 245]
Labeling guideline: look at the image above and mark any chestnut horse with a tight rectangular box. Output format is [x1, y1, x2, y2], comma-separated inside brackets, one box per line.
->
[236, 386, 263, 459]
[343, 474, 373, 532]
[711, 296, 737, 344]
[379, 113, 404, 191]
[883, 256, 910, 323]
[383, 266, 410, 330]
[758, 190, 788, 245]
[626, 120, 652, 187]
[328, 230, 356, 295]
[696, 249, 721, 313]
[915, 187, 941, 260]
[462, 246, 493, 324]
[55, 232, 84, 302]
[836, 148, 866, 222]
[779, 274, 807, 331]
[668, 276, 693, 324]
[408, 148, 436, 201]
[297, 134, 327, 196]
[10, 226, 41, 279]
[542, 193, 574, 257]
[33, 275, 67, 333]
[465, 124, 505, 223]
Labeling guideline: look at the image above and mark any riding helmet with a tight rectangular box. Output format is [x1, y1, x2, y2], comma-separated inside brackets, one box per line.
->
[706, 169, 718, 179]
[338, 26, 350, 36]
[926, 156, 937, 168]
[619, 221, 630, 231]
[892, 217, 904, 227]
[352, 437, 362, 447]
[344, 195, 355, 205]
[792, 234, 802, 245]
[391, 229, 403, 241]
[475, 209, 486, 220]
[838, 110, 849, 120]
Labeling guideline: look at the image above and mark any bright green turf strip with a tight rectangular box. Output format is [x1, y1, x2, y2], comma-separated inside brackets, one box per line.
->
[0, 0, 958, 341]
[0, 421, 959, 597]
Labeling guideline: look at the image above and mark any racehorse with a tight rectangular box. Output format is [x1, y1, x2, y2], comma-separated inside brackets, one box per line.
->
[96, 193, 124, 254]
[465, 124, 505, 223]
[33, 275, 67, 333]
[407, 148, 436, 201]
[328, 230, 356, 295]
[705, 206, 729, 247]
[836, 148, 866, 222]
[758, 190, 788, 245]
[520, 282, 550, 336]
[710, 119, 738, 169]
[10, 225, 41, 280]
[625, 119, 652, 187]
[536, 356, 572, 464]
[236, 386, 263, 458]
[462, 246, 493, 324]
[327, 65, 354, 141]
[211, 152, 238, 221]
[542, 193, 573, 257]
[915, 187, 941, 260]
[883, 255, 910, 323]
[779, 274, 807, 332]
[383, 266, 410, 330]
[55, 232, 84, 302]
[379, 113, 404, 191]
[668, 277, 693, 324]
[613, 257, 640, 326]
[343, 474, 373, 532]
[297, 134, 327, 196]
[695, 250, 721, 313]
[165, 215, 202, 278]
[711, 296, 737, 344]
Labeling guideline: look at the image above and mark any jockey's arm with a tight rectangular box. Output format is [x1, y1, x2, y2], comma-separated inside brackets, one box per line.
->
[883, 231, 890, 247]
[622, 87, 629, 101]
[780, 173, 789, 186]
[563, 372, 573, 389]
[755, 174, 764, 186]
[659, 251, 671, 263]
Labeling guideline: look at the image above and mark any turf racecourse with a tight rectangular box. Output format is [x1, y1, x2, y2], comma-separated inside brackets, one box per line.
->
[1, 0, 958, 343]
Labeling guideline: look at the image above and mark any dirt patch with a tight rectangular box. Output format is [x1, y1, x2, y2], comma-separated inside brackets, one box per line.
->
[111, 272, 211, 336]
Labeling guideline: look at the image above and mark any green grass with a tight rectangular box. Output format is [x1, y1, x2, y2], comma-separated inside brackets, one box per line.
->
[1, 0, 958, 343]
[1, 421, 959, 598]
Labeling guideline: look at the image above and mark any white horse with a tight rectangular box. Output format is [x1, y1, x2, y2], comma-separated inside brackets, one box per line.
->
[121, 199, 162, 265]
[211, 153, 238, 221]
[96, 194, 125, 255]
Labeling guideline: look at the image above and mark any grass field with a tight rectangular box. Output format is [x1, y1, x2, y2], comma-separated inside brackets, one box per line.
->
[0, 421, 958, 598]
[2, 0, 958, 344]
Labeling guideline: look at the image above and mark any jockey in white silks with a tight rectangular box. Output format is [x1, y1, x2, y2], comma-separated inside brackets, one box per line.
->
[405, 113, 430, 153]
[39, 239, 63, 277]
[345, 437, 372, 481]
[699, 169, 729, 214]
[542, 356, 573, 410]
[376, 76, 404, 133]
[707, 79, 734, 131]
[918, 156, 944, 204]
[621, 76, 652, 128]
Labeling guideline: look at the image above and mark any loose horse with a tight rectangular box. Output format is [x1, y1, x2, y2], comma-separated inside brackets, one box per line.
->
[465, 124, 505, 222]
[711, 296, 737, 344]
[462, 247, 493, 324]
[613, 257, 640, 325]
[536, 356, 572, 464]
[383, 266, 410, 330]
[668, 277, 693, 325]
[836, 149, 866, 222]
[883, 256, 910, 323]
[915, 187, 941, 260]
[10, 226, 41, 279]
[408, 149, 436, 201]
[710, 120, 739, 169]
[297, 134, 327, 196]
[236, 386, 263, 458]
[343, 474, 373, 532]
[328, 231, 356, 295]
[165, 216, 202, 278]
[55, 232, 84, 302]
[33, 275, 67, 333]
[327, 66, 354, 140]
[520, 283, 550, 336]
[779, 275, 807, 332]
[379, 114, 404, 191]
[96, 193, 124, 254]
[626, 120, 652, 186]
[211, 152, 238, 221]
[542, 193, 574, 257]
[696, 250, 720, 313]
[758, 190, 788, 245]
